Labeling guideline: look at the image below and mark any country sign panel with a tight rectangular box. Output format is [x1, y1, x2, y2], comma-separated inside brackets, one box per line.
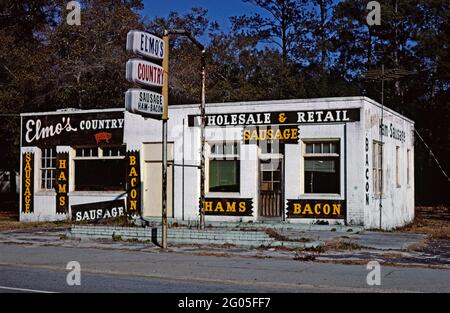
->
[126, 59, 164, 89]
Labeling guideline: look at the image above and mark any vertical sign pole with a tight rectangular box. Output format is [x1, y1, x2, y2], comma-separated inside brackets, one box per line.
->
[379, 64, 384, 230]
[199, 51, 206, 230]
[161, 33, 169, 249]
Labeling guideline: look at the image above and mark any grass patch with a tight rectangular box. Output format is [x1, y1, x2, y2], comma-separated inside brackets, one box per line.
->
[382, 252, 403, 259]
[0, 212, 136, 232]
[301, 239, 361, 253]
[265, 228, 290, 241]
[112, 233, 122, 241]
[325, 240, 362, 251]
[79, 215, 136, 227]
[264, 228, 311, 243]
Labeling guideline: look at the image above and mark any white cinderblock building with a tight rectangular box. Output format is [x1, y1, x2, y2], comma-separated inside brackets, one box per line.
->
[19, 96, 415, 229]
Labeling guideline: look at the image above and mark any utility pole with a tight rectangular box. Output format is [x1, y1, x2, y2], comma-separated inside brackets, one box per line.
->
[161, 31, 169, 249]
[199, 48, 206, 230]
[165, 29, 206, 230]
[380, 64, 385, 230]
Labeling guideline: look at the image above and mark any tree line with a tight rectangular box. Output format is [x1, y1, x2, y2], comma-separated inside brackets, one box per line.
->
[1, 0, 449, 205]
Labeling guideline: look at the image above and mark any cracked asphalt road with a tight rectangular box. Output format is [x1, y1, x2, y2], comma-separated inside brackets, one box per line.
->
[0, 226, 449, 293]
[0, 240, 449, 293]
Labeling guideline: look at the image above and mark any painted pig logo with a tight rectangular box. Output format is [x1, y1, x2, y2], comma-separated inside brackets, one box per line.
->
[95, 132, 112, 144]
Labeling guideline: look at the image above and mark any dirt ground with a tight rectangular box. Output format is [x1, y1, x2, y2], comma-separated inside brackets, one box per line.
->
[1, 206, 448, 240]
[0, 211, 132, 232]
[0, 206, 449, 268]
[0, 212, 71, 232]
[397, 206, 450, 240]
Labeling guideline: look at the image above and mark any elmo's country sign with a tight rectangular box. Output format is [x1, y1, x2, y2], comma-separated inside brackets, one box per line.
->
[126, 30, 165, 61]
[21, 111, 124, 147]
[124, 31, 165, 121]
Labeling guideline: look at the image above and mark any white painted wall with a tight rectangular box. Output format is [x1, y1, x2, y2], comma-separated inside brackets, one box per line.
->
[20, 97, 414, 228]
[362, 99, 415, 229]
[284, 124, 346, 225]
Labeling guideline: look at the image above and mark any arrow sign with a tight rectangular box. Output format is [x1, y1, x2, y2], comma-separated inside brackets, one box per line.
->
[126, 59, 165, 88]
[126, 30, 165, 61]
[125, 89, 164, 118]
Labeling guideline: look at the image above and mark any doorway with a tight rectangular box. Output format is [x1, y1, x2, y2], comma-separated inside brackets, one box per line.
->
[259, 156, 284, 219]
[142, 143, 173, 218]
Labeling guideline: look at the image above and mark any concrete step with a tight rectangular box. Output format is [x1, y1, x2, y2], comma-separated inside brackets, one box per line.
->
[140, 217, 363, 233]
[69, 225, 323, 249]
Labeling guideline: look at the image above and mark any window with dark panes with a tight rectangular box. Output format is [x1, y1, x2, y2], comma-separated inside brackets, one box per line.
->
[209, 142, 240, 193]
[304, 141, 340, 194]
[74, 146, 125, 191]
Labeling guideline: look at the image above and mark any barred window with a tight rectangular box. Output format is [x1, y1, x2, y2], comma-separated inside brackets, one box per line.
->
[41, 147, 56, 190]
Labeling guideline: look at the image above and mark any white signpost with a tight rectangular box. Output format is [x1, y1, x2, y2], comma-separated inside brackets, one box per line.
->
[125, 89, 164, 118]
[126, 59, 165, 89]
[126, 30, 165, 61]
[125, 29, 169, 249]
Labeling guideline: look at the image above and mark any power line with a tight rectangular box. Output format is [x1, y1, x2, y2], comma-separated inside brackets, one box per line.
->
[415, 128, 450, 183]
[0, 114, 20, 117]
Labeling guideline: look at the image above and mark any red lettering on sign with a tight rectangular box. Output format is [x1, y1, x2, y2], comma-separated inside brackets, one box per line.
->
[137, 62, 164, 85]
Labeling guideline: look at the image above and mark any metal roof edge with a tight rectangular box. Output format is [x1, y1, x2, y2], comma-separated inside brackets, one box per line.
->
[361, 97, 415, 124]
[170, 96, 367, 110]
[20, 108, 125, 117]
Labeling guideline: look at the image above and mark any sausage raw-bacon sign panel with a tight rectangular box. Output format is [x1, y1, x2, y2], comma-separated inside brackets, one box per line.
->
[125, 88, 164, 118]
[21, 111, 124, 147]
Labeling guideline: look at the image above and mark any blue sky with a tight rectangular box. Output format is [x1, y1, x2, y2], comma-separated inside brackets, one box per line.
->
[140, 0, 268, 30]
